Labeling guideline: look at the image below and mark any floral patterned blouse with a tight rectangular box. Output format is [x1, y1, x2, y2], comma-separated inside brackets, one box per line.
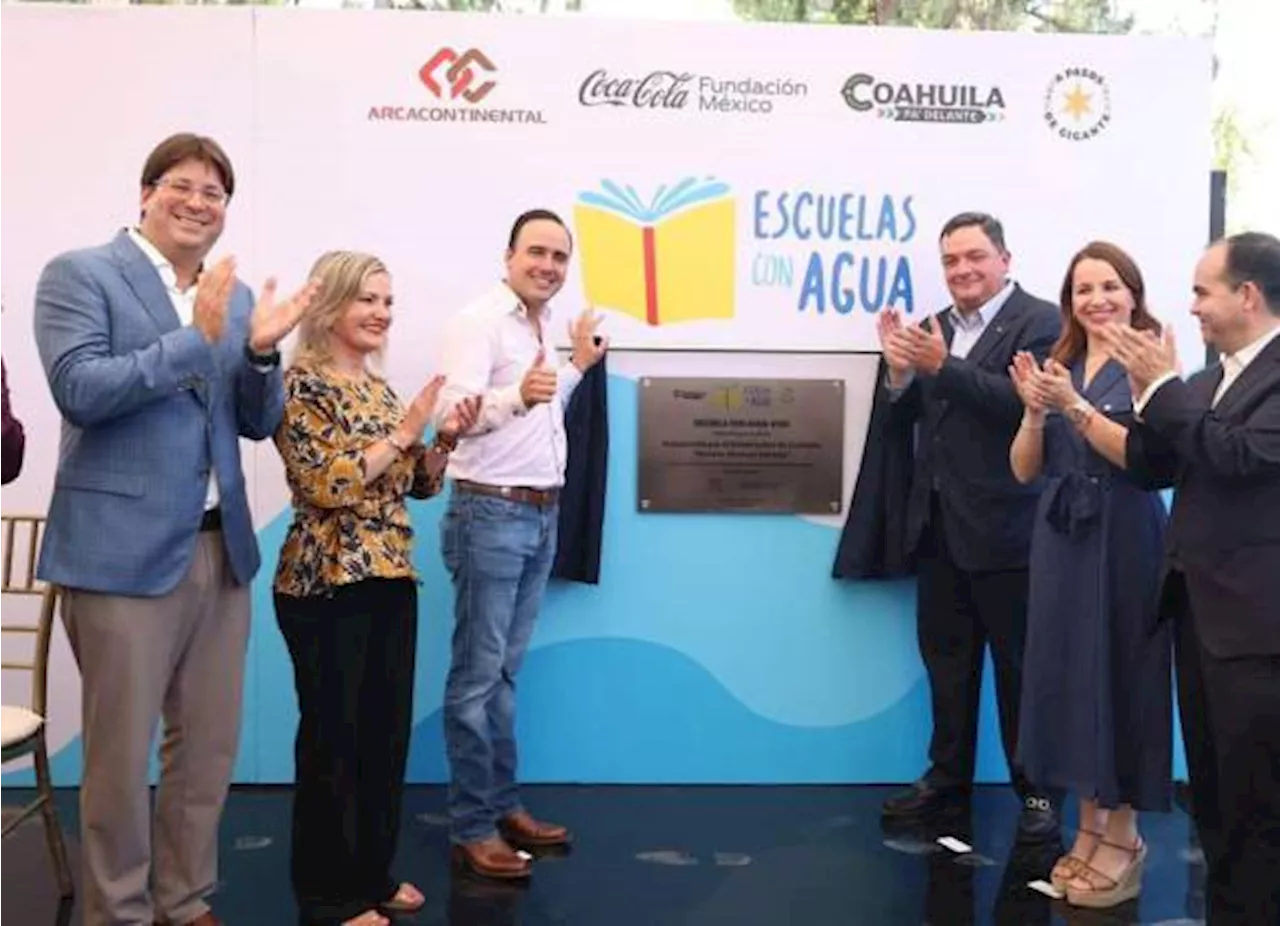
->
[273, 362, 446, 598]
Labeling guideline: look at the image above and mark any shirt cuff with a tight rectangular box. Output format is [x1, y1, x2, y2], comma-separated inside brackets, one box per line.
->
[885, 368, 915, 401]
[500, 381, 527, 418]
[1133, 371, 1178, 419]
[557, 361, 584, 397]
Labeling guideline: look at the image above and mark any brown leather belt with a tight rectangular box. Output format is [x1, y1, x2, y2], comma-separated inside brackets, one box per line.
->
[455, 479, 559, 508]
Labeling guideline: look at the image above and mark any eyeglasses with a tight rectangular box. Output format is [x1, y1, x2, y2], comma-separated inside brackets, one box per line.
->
[153, 178, 228, 206]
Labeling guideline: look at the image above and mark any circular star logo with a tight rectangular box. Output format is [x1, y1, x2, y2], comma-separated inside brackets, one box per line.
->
[1043, 67, 1111, 142]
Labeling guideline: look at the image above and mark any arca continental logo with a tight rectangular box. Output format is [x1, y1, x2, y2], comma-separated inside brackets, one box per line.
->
[420, 47, 497, 103]
[367, 47, 547, 125]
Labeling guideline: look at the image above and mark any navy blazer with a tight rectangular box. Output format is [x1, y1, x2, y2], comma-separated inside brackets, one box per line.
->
[1132, 336, 1280, 658]
[552, 352, 608, 584]
[33, 230, 283, 596]
[835, 284, 1061, 576]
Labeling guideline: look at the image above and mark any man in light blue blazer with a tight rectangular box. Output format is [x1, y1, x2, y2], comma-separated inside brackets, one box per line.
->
[33, 133, 314, 926]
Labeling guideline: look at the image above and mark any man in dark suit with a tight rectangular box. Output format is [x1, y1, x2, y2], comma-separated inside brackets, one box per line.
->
[1, 358, 24, 484]
[1106, 231, 1280, 926]
[877, 212, 1062, 841]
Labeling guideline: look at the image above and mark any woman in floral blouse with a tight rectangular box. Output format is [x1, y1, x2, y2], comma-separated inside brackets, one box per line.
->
[273, 251, 480, 926]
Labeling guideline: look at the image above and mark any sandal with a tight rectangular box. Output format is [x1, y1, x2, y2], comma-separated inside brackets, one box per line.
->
[1050, 828, 1101, 890]
[1065, 837, 1146, 909]
[380, 882, 425, 915]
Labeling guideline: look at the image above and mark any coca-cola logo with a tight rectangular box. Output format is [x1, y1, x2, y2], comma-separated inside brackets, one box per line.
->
[578, 69, 694, 109]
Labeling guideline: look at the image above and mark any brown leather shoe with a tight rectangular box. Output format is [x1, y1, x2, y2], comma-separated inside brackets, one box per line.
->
[451, 835, 532, 880]
[498, 809, 572, 848]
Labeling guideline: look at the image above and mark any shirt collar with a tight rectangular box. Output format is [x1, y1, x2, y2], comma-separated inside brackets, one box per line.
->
[1225, 323, 1280, 374]
[951, 279, 1015, 331]
[497, 280, 551, 322]
[127, 227, 199, 293]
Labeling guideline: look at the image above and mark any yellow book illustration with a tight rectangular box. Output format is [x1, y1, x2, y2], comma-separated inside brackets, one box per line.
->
[574, 177, 736, 326]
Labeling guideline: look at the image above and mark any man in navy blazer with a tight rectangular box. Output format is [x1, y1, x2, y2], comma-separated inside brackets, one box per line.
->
[874, 213, 1063, 842]
[33, 133, 313, 926]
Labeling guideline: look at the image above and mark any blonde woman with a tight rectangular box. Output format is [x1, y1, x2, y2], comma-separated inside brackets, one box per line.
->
[273, 251, 480, 926]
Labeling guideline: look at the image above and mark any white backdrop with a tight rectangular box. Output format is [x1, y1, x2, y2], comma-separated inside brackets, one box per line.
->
[1, 7, 1212, 783]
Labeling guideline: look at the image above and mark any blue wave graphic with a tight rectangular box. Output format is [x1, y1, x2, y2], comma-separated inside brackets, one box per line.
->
[408, 637, 934, 783]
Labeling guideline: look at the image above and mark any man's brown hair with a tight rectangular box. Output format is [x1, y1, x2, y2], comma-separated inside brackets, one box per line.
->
[140, 133, 235, 199]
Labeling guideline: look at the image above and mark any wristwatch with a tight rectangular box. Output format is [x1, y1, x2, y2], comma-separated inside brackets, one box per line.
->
[244, 341, 281, 368]
[1065, 400, 1093, 429]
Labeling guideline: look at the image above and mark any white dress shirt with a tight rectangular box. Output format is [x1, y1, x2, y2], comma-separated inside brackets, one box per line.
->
[434, 282, 583, 489]
[128, 228, 219, 511]
[1135, 322, 1280, 414]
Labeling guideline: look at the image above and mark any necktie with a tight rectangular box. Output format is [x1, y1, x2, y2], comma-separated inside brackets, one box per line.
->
[1212, 357, 1237, 408]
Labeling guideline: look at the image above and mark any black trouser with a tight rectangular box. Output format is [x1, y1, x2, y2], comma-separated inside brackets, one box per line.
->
[1171, 574, 1280, 926]
[916, 503, 1033, 795]
[275, 578, 418, 926]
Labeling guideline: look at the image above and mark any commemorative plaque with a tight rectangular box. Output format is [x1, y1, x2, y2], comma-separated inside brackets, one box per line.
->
[637, 377, 845, 514]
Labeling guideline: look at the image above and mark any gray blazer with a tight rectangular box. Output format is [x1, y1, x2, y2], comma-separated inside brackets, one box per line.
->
[33, 230, 283, 596]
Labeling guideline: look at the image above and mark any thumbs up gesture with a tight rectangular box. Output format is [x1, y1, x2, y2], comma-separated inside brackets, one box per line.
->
[519, 349, 558, 408]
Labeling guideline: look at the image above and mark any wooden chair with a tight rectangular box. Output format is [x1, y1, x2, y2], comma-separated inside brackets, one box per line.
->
[1, 513, 74, 899]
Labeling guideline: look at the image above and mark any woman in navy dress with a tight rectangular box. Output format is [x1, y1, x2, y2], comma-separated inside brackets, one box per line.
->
[1009, 241, 1175, 910]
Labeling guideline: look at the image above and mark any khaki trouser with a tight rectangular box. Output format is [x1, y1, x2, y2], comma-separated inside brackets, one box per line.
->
[62, 531, 250, 926]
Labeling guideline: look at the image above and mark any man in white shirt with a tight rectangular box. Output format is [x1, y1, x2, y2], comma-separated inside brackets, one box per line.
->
[435, 209, 607, 880]
[1104, 231, 1280, 926]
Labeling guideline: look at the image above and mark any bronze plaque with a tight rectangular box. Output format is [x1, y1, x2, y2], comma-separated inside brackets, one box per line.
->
[638, 377, 845, 514]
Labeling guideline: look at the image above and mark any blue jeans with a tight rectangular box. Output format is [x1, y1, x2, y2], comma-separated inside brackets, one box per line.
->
[440, 491, 558, 844]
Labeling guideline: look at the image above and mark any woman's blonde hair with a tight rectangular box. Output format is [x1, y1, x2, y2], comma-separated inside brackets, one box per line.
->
[291, 250, 390, 369]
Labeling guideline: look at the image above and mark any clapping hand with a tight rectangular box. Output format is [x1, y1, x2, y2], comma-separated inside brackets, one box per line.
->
[877, 309, 912, 374]
[1039, 358, 1083, 412]
[441, 395, 482, 437]
[1009, 351, 1050, 413]
[1098, 323, 1179, 396]
[192, 256, 237, 344]
[902, 319, 948, 376]
[396, 374, 446, 447]
[249, 276, 321, 355]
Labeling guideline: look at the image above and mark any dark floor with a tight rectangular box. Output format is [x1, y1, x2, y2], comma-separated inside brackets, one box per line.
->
[3, 785, 1206, 925]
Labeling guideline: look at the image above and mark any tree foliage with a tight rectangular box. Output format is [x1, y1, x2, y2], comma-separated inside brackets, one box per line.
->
[732, 0, 1134, 31]
[735, 0, 1247, 204]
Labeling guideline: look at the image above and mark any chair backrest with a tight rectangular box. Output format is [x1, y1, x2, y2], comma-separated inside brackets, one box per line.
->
[1, 515, 59, 718]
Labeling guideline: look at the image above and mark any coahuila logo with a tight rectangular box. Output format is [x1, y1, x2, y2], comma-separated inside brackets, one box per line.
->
[749, 189, 917, 316]
[578, 70, 808, 115]
[574, 177, 736, 326]
[1044, 67, 1111, 141]
[367, 47, 547, 124]
[841, 73, 1006, 125]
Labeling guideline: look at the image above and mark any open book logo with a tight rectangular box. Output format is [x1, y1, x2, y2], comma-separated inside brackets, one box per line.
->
[574, 177, 736, 326]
